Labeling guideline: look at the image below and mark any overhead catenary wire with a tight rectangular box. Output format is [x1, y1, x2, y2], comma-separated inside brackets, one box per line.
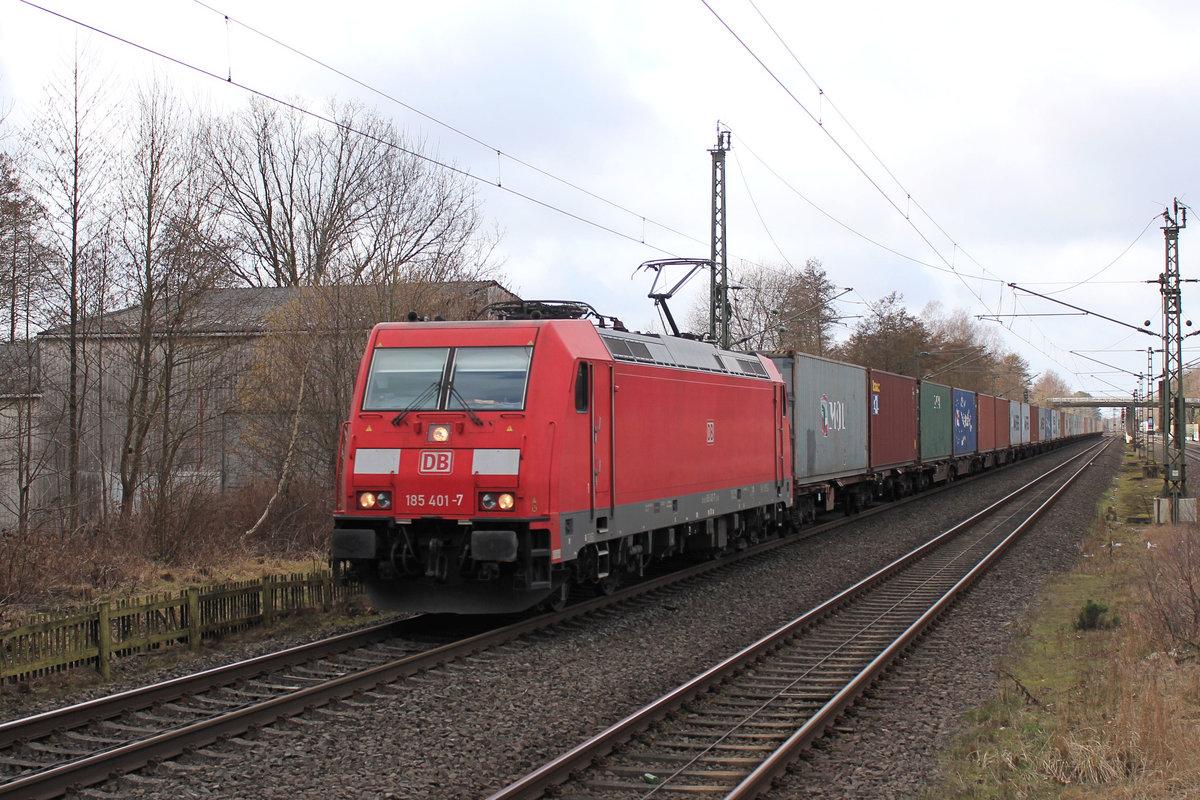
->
[697, 0, 997, 316]
[31, 0, 860, 295]
[17, 0, 1173, 396]
[705, 0, 1170, 397]
[188, 0, 712, 254]
[731, 129, 999, 281]
[742, 0, 994, 284]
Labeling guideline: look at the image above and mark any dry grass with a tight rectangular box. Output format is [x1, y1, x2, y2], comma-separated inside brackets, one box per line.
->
[930, 446, 1200, 799]
[0, 479, 333, 620]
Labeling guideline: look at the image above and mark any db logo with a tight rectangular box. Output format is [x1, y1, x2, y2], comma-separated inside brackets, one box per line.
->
[418, 451, 453, 474]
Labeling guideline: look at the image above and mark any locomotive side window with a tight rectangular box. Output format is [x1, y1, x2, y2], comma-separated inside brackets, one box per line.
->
[574, 362, 590, 412]
[447, 346, 533, 410]
[363, 347, 449, 411]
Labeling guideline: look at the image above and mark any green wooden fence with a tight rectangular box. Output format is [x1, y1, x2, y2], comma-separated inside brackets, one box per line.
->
[0, 572, 362, 684]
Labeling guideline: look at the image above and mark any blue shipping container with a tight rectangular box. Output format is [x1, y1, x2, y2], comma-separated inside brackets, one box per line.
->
[952, 388, 977, 455]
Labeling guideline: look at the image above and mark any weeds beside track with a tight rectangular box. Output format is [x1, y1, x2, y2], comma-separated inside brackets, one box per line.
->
[928, 441, 1200, 799]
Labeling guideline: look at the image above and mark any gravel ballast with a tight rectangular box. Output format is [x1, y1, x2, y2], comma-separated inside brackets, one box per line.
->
[35, 440, 1117, 800]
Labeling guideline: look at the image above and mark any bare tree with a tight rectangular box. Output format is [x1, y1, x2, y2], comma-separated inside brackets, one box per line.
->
[915, 303, 1009, 392]
[205, 98, 493, 289]
[0, 340, 46, 550]
[26, 49, 115, 531]
[205, 95, 501, 537]
[0, 153, 51, 341]
[727, 259, 839, 353]
[111, 86, 230, 525]
[237, 279, 503, 534]
[1030, 370, 1074, 403]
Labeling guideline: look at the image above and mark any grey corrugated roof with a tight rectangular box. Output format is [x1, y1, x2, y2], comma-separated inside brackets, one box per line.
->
[39, 281, 518, 338]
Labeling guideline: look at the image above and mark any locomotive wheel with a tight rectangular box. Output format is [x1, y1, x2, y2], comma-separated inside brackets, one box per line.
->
[597, 573, 621, 596]
[542, 580, 570, 612]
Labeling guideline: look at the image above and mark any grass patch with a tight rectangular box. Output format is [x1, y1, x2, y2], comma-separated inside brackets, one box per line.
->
[926, 441, 1200, 798]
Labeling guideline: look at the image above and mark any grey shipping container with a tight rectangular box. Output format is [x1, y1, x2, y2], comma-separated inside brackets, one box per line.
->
[767, 352, 869, 483]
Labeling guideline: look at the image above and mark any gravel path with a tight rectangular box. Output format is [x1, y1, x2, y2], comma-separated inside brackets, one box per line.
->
[29, 439, 1116, 800]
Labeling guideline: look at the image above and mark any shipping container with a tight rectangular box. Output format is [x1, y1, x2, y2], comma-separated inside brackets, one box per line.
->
[1009, 400, 1022, 445]
[868, 369, 918, 469]
[978, 394, 997, 452]
[1019, 402, 1031, 444]
[1030, 404, 1042, 443]
[952, 388, 977, 455]
[768, 352, 869, 483]
[995, 397, 1011, 449]
[919, 381, 953, 461]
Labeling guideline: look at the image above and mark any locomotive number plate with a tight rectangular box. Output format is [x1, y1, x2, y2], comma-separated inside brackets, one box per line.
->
[405, 493, 466, 510]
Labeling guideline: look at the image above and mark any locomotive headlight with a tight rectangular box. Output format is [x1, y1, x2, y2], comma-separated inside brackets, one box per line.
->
[428, 424, 452, 443]
[357, 491, 392, 510]
[479, 492, 515, 512]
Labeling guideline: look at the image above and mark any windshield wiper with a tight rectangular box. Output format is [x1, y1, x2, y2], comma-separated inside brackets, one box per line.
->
[391, 381, 441, 426]
[447, 384, 484, 426]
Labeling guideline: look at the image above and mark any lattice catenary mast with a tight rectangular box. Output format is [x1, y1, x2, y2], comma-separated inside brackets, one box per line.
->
[709, 127, 732, 348]
[1158, 199, 1192, 522]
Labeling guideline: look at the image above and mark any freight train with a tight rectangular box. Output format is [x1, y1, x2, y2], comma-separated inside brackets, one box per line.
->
[331, 307, 1099, 614]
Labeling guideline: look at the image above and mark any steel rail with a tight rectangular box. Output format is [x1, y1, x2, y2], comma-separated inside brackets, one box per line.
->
[727, 437, 1112, 798]
[0, 618, 407, 747]
[483, 437, 1111, 800]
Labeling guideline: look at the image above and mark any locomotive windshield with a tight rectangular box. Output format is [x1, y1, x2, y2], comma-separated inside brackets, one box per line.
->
[363, 346, 533, 412]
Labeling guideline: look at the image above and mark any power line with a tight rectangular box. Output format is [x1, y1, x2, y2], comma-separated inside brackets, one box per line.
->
[731, 129, 1000, 281]
[1043, 213, 1161, 295]
[188, 0, 711, 253]
[17, 0, 688, 257]
[702, 0, 1165, 389]
[742, 0, 994, 283]
[697, 0, 996, 316]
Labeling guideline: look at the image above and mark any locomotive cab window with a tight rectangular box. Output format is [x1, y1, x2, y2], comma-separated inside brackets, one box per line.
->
[448, 346, 532, 410]
[363, 347, 448, 411]
[363, 346, 532, 412]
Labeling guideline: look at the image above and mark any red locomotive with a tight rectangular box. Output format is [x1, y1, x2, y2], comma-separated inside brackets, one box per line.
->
[332, 308, 793, 614]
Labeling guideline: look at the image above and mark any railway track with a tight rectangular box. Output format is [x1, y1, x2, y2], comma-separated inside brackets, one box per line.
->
[0, 521, 883, 798]
[486, 437, 1112, 800]
[0, 615, 472, 799]
[0, 442, 1095, 799]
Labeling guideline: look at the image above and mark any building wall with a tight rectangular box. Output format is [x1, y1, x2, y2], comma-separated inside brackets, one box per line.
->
[10, 281, 522, 526]
[0, 395, 38, 532]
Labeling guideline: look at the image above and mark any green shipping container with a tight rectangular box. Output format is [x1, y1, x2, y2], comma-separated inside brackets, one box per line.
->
[919, 381, 952, 461]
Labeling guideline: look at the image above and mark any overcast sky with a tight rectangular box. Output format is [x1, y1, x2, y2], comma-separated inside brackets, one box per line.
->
[3, 0, 1199, 402]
